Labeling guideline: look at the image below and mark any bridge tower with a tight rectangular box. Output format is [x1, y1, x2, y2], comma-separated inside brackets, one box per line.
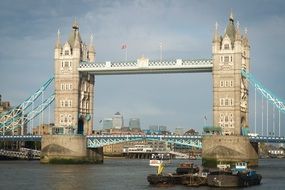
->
[54, 20, 95, 135]
[41, 21, 103, 164]
[202, 13, 258, 167]
[212, 13, 250, 135]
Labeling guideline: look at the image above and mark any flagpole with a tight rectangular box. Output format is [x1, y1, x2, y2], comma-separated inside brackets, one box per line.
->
[125, 47, 128, 61]
[204, 116, 207, 126]
[160, 42, 162, 61]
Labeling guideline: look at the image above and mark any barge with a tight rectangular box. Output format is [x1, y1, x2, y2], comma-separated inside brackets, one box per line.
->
[207, 162, 262, 187]
[147, 161, 262, 188]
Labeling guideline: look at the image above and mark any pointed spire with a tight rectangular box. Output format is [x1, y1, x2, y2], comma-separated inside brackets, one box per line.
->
[242, 27, 249, 46]
[68, 19, 81, 48]
[72, 17, 79, 30]
[90, 34, 93, 45]
[55, 29, 62, 49]
[213, 22, 219, 42]
[235, 21, 241, 41]
[88, 34, 95, 52]
[74, 30, 80, 48]
[225, 11, 236, 44]
[230, 9, 234, 21]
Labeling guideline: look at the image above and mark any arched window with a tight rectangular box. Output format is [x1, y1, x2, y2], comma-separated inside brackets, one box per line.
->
[225, 99, 229, 106]
[224, 44, 230, 50]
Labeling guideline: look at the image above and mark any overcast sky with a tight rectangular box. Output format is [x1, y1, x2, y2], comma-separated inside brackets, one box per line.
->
[0, 0, 285, 134]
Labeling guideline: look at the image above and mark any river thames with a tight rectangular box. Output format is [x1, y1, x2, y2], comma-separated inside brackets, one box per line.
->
[0, 158, 284, 190]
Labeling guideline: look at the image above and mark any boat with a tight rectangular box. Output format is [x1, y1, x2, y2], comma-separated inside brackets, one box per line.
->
[207, 162, 262, 187]
[147, 162, 207, 186]
[176, 162, 199, 175]
[149, 153, 171, 166]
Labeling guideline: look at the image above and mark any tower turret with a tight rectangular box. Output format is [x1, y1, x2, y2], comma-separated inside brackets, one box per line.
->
[54, 29, 62, 59]
[212, 22, 221, 53]
[88, 34, 96, 63]
[54, 20, 95, 135]
[225, 12, 236, 46]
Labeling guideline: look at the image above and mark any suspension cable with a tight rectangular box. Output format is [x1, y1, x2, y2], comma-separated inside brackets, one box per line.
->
[48, 103, 51, 126]
[279, 109, 281, 137]
[261, 96, 264, 136]
[273, 105, 275, 136]
[254, 85, 257, 133]
[267, 99, 269, 136]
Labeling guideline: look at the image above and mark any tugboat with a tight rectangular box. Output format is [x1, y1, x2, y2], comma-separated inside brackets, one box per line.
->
[147, 153, 173, 186]
[207, 162, 262, 187]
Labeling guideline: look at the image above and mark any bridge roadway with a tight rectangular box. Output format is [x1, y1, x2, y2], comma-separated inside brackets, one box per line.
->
[1, 135, 285, 148]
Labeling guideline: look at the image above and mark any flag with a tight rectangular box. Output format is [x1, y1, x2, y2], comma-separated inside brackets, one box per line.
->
[121, 44, 127, 49]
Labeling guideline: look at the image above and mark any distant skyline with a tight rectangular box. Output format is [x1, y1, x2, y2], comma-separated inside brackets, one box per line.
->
[1, 0, 285, 134]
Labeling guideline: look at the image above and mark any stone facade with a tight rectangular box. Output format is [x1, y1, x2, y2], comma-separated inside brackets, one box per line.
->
[202, 135, 258, 167]
[54, 20, 95, 135]
[212, 13, 250, 135]
[41, 135, 103, 164]
[202, 14, 257, 167]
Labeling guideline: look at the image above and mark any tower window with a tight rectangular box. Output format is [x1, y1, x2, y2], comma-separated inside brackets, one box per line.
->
[64, 50, 69, 55]
[220, 98, 224, 106]
[230, 81, 233, 87]
[224, 56, 229, 63]
[224, 44, 230, 50]
[225, 99, 229, 106]
[60, 114, 64, 123]
[220, 81, 224, 87]
[230, 99, 233, 106]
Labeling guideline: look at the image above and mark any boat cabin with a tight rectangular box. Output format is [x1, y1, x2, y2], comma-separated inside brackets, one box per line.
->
[235, 162, 248, 171]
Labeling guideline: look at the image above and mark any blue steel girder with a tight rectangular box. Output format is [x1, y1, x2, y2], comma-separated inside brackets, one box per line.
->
[86, 135, 202, 148]
[241, 69, 285, 113]
[0, 94, 55, 134]
[0, 77, 54, 128]
[0, 135, 285, 144]
[249, 135, 285, 143]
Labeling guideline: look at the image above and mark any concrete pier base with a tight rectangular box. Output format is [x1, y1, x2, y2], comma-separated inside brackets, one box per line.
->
[202, 135, 258, 167]
[40, 135, 103, 164]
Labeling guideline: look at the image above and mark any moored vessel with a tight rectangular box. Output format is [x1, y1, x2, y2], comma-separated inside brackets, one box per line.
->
[207, 162, 262, 187]
[147, 162, 207, 186]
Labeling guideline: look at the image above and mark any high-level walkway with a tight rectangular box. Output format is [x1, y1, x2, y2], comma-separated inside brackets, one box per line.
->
[78, 59, 213, 74]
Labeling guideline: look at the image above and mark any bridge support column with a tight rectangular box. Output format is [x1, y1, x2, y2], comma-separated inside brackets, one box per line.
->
[40, 135, 103, 164]
[202, 136, 258, 167]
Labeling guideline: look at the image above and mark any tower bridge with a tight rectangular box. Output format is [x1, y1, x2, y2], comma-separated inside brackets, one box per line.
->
[1, 13, 285, 165]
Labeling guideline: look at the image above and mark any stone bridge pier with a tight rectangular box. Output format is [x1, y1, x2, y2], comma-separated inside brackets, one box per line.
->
[41, 135, 103, 164]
